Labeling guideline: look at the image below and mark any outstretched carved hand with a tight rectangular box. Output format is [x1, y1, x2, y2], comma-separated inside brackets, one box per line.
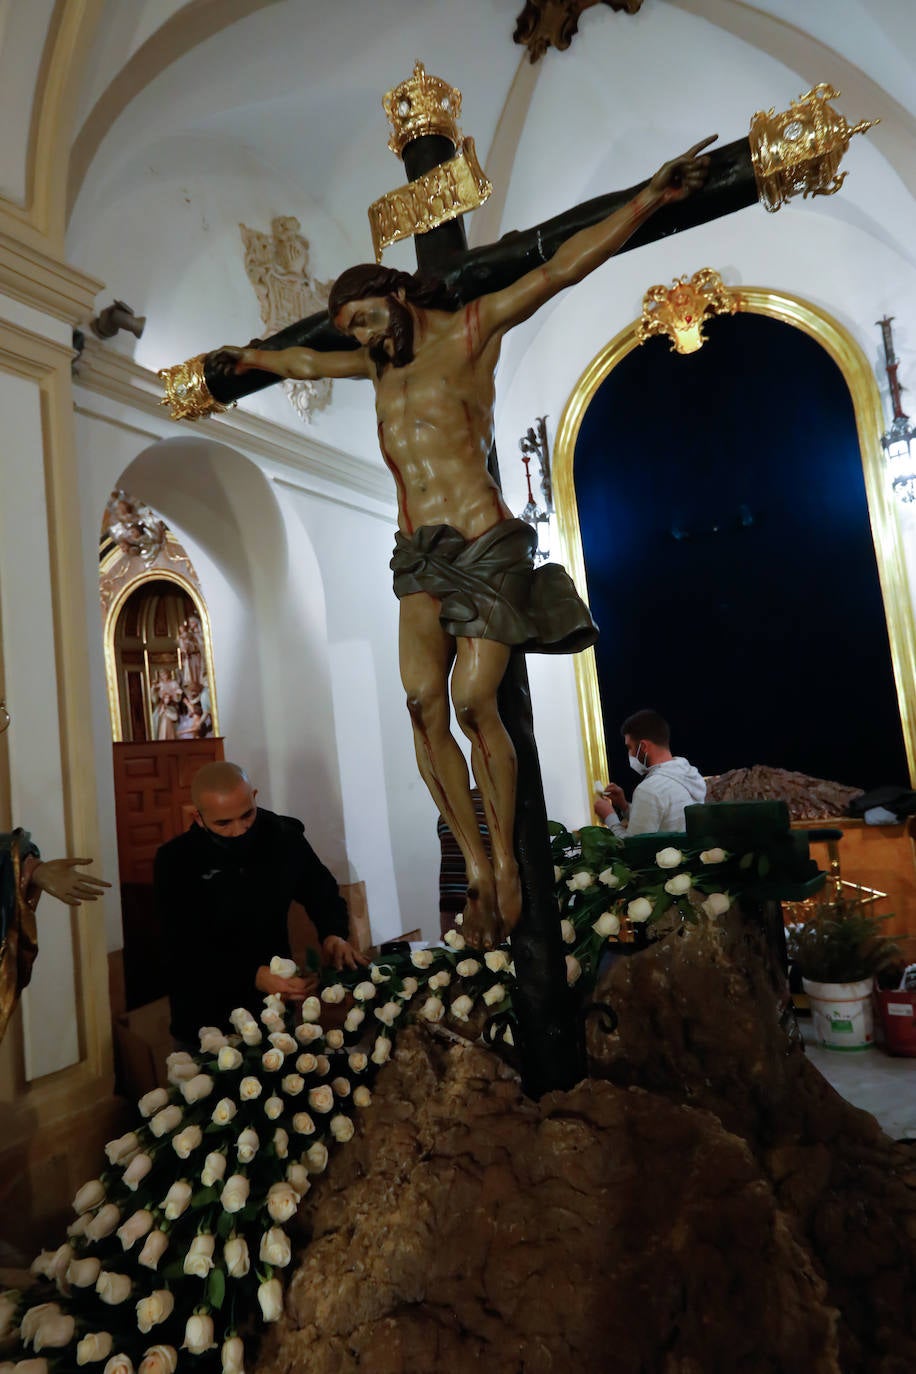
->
[32, 858, 111, 906]
[210, 345, 251, 375]
[649, 135, 717, 203]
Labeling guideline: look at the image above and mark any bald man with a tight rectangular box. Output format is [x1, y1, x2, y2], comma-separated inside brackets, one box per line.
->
[154, 762, 366, 1047]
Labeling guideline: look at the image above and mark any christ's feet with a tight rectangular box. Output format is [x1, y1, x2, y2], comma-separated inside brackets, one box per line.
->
[461, 883, 504, 951]
[495, 859, 522, 937]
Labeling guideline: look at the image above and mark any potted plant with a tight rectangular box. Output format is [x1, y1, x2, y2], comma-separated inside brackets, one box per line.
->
[787, 897, 901, 1051]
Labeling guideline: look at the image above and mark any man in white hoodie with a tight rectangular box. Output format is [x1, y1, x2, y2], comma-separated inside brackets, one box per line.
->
[595, 708, 706, 837]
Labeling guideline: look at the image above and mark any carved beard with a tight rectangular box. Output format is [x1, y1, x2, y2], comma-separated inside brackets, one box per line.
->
[368, 297, 414, 376]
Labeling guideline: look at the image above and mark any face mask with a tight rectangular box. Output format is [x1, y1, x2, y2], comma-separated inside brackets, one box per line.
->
[203, 812, 259, 855]
[628, 748, 649, 777]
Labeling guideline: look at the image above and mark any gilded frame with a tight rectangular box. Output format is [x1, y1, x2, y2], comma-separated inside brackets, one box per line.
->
[102, 567, 220, 743]
[552, 286, 916, 816]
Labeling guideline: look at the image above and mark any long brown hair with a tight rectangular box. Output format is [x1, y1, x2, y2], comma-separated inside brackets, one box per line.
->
[328, 264, 459, 319]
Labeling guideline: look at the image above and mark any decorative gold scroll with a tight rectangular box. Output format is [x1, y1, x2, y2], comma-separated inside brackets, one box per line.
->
[636, 268, 736, 355]
[368, 137, 493, 262]
[750, 83, 878, 214]
[158, 353, 228, 422]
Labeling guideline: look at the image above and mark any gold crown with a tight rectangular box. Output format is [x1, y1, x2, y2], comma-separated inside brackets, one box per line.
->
[382, 61, 462, 157]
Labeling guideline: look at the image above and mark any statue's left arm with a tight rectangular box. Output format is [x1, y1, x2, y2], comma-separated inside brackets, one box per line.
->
[475, 137, 715, 340]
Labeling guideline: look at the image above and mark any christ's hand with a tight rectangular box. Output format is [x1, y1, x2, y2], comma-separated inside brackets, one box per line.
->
[649, 135, 717, 203]
[212, 345, 252, 374]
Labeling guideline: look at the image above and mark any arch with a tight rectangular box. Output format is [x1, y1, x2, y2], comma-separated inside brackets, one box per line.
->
[552, 285, 916, 812]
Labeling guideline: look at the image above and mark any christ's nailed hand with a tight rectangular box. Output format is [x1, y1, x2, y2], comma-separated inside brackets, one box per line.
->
[649, 134, 718, 203]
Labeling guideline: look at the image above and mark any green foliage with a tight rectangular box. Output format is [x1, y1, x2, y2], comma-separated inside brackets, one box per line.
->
[787, 896, 900, 984]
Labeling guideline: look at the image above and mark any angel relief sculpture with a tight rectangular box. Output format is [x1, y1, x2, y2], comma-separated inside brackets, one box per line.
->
[239, 215, 335, 423]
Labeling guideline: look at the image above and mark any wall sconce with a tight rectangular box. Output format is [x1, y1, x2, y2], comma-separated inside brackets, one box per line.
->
[877, 316, 916, 504]
[518, 415, 553, 563]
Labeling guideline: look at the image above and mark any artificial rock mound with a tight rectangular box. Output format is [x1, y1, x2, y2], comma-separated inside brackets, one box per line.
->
[259, 914, 916, 1374]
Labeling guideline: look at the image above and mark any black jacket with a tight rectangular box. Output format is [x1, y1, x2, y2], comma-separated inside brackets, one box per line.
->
[154, 808, 348, 1042]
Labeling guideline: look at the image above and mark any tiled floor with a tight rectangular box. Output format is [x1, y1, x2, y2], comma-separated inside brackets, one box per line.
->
[800, 1018, 916, 1140]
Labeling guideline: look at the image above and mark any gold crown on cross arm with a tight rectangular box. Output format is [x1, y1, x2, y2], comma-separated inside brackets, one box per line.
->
[383, 61, 462, 156]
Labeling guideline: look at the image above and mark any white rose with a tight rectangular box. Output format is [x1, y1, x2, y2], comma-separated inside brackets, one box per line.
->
[482, 983, 506, 1007]
[296, 1020, 322, 1044]
[138, 1345, 178, 1374]
[560, 919, 576, 944]
[428, 971, 451, 991]
[33, 1313, 75, 1351]
[565, 955, 582, 986]
[320, 984, 346, 1004]
[554, 865, 563, 882]
[330, 1115, 355, 1143]
[259, 1227, 291, 1267]
[257, 1277, 284, 1323]
[137, 1291, 174, 1335]
[73, 1179, 106, 1214]
[315, 1052, 330, 1074]
[298, 999, 323, 1027]
[211, 1097, 237, 1125]
[370, 964, 391, 985]
[165, 1049, 193, 1073]
[32, 1243, 72, 1290]
[240, 1021, 262, 1046]
[399, 976, 419, 998]
[266, 1181, 299, 1224]
[268, 1032, 296, 1055]
[239, 1076, 262, 1101]
[483, 950, 510, 972]
[229, 1007, 253, 1031]
[224, 1236, 250, 1278]
[371, 1036, 392, 1065]
[308, 1085, 334, 1114]
[305, 1142, 329, 1173]
[273, 1128, 290, 1159]
[664, 873, 692, 896]
[96, 1271, 132, 1305]
[593, 911, 621, 938]
[182, 1234, 215, 1279]
[220, 1174, 250, 1214]
[700, 848, 727, 865]
[166, 1062, 197, 1086]
[264, 1095, 284, 1120]
[14, 1359, 50, 1374]
[450, 994, 474, 1020]
[20, 1304, 61, 1346]
[420, 996, 445, 1022]
[67, 1256, 102, 1287]
[332, 1077, 351, 1098]
[199, 1026, 228, 1054]
[171, 1126, 202, 1160]
[116, 1210, 153, 1251]
[86, 1204, 121, 1242]
[261, 1049, 284, 1074]
[149, 1105, 182, 1138]
[343, 1008, 365, 1033]
[566, 871, 594, 891]
[260, 1008, 283, 1033]
[277, 1075, 302, 1100]
[456, 959, 481, 978]
[353, 1085, 372, 1108]
[353, 981, 376, 1002]
[627, 897, 653, 923]
[286, 1163, 311, 1196]
[182, 1315, 216, 1357]
[137, 1231, 168, 1271]
[67, 1214, 91, 1239]
[655, 847, 683, 869]
[76, 1332, 113, 1365]
[410, 949, 434, 969]
[105, 1133, 140, 1167]
[325, 1029, 345, 1050]
[347, 1053, 368, 1077]
[235, 1128, 259, 1164]
[292, 1112, 315, 1135]
[374, 1001, 401, 1026]
[160, 1181, 192, 1221]
[269, 956, 298, 980]
[442, 929, 466, 951]
[201, 1151, 227, 1187]
[702, 891, 731, 918]
[181, 1073, 214, 1105]
[221, 1336, 245, 1374]
[263, 993, 284, 1014]
[103, 1357, 133, 1374]
[295, 1053, 317, 1075]
[217, 1046, 243, 1072]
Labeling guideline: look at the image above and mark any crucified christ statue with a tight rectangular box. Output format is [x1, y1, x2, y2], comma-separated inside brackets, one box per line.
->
[216, 136, 714, 950]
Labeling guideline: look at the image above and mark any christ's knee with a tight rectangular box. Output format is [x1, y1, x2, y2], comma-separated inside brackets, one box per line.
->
[452, 689, 501, 742]
[405, 685, 450, 739]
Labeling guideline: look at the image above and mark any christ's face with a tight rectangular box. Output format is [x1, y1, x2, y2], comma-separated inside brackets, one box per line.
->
[334, 296, 393, 349]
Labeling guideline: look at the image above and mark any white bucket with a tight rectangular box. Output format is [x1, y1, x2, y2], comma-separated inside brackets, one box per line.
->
[802, 977, 875, 1051]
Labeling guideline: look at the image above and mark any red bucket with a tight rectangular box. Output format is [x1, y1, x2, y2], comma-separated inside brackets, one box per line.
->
[875, 988, 916, 1057]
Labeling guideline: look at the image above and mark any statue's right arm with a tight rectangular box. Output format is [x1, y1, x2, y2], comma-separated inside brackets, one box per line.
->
[216, 344, 371, 382]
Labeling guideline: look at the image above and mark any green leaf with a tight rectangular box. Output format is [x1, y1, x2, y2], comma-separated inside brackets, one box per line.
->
[757, 854, 771, 877]
[208, 1268, 226, 1311]
[739, 852, 755, 871]
[217, 1210, 235, 1239]
[191, 1186, 218, 1208]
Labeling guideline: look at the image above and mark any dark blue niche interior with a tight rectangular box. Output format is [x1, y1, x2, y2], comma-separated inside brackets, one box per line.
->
[573, 310, 908, 796]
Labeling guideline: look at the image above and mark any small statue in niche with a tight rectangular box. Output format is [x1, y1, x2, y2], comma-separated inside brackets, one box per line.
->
[104, 490, 167, 566]
[178, 615, 204, 693]
[151, 666, 182, 740]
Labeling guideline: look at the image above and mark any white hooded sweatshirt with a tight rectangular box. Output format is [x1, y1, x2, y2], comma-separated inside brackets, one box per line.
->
[605, 756, 706, 837]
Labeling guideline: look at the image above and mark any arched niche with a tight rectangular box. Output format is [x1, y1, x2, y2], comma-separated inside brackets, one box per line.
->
[552, 285, 916, 812]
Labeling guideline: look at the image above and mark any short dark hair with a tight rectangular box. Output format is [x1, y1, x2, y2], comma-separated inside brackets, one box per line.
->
[621, 709, 670, 747]
[328, 264, 459, 319]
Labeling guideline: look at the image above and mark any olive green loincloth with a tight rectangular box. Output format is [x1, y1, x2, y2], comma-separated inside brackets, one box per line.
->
[390, 519, 598, 654]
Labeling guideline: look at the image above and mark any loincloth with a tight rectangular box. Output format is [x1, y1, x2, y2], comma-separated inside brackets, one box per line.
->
[390, 519, 598, 654]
